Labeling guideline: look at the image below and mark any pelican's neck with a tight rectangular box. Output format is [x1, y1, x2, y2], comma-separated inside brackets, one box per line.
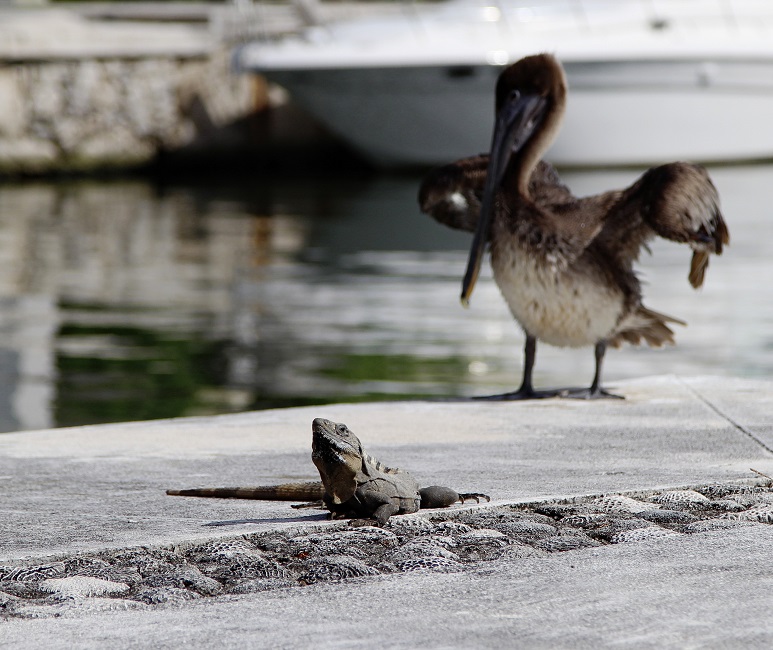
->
[514, 139, 544, 199]
[514, 91, 566, 199]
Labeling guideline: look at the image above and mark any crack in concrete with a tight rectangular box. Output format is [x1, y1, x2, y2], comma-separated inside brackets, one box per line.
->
[678, 378, 773, 456]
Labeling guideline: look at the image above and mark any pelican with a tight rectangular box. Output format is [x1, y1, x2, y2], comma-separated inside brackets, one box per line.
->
[419, 53, 729, 399]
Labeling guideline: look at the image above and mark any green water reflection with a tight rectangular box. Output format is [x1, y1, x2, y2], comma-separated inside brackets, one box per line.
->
[56, 321, 220, 427]
[56, 323, 470, 426]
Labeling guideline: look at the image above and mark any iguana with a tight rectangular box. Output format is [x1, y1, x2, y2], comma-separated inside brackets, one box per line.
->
[167, 417, 489, 526]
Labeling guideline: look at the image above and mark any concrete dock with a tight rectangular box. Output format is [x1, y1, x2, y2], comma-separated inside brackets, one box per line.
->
[1, 375, 772, 647]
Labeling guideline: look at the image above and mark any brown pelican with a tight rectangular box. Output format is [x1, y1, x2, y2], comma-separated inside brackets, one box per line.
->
[419, 53, 729, 399]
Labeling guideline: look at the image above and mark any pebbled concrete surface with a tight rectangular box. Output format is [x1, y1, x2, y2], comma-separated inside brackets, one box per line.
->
[4, 526, 773, 649]
[1, 375, 773, 647]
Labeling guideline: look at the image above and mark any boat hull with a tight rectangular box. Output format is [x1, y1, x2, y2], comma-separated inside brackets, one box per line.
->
[263, 59, 773, 167]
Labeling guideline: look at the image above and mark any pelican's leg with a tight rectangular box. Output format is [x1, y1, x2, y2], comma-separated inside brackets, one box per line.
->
[516, 334, 539, 396]
[567, 341, 624, 400]
[475, 335, 561, 400]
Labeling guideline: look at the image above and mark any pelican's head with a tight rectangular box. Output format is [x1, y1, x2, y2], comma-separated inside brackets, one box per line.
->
[461, 53, 567, 306]
[492, 54, 566, 193]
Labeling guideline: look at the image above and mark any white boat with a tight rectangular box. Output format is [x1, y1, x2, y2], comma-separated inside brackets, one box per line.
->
[235, 0, 773, 167]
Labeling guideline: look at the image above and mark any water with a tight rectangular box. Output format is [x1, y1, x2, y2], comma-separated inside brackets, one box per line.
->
[0, 164, 770, 432]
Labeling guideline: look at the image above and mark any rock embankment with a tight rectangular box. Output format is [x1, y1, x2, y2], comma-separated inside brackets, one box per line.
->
[2, 481, 771, 619]
[0, 11, 255, 173]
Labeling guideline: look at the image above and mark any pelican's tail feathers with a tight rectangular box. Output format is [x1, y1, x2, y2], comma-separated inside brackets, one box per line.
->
[609, 306, 686, 349]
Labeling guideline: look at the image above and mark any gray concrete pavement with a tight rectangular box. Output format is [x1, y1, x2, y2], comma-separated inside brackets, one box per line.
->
[1, 374, 772, 647]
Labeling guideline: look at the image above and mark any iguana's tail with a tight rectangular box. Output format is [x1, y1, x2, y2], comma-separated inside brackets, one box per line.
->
[166, 481, 324, 501]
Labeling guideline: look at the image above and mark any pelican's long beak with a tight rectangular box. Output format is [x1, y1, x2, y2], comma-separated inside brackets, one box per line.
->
[460, 91, 548, 306]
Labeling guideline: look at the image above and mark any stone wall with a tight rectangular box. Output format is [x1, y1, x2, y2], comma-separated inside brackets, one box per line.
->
[0, 11, 258, 174]
[0, 53, 256, 174]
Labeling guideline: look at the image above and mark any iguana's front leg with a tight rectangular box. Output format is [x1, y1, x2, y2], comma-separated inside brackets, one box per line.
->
[348, 507, 400, 528]
[322, 489, 400, 526]
[348, 488, 491, 525]
[352, 489, 400, 527]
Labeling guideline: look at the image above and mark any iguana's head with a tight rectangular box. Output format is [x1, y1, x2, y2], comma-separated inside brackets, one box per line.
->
[311, 418, 363, 504]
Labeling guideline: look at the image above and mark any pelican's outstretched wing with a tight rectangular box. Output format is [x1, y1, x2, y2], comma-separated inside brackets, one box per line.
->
[595, 162, 729, 287]
[418, 154, 488, 233]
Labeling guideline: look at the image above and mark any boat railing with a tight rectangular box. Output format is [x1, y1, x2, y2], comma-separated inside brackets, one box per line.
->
[213, 0, 773, 45]
[212, 0, 406, 43]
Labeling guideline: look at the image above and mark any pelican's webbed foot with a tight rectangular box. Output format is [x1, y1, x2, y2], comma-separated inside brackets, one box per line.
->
[565, 386, 624, 400]
[472, 387, 563, 401]
[562, 341, 624, 400]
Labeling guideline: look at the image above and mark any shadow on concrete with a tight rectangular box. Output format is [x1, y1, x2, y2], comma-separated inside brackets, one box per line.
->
[203, 513, 329, 527]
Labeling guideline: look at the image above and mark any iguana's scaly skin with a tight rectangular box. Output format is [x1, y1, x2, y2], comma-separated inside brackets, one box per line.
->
[167, 418, 489, 525]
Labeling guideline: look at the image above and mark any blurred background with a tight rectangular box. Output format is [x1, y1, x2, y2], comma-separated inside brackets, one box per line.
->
[1, 0, 771, 432]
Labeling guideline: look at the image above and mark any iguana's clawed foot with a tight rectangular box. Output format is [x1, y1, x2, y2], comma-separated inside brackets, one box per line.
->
[348, 518, 382, 528]
[334, 513, 383, 527]
[457, 493, 491, 504]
